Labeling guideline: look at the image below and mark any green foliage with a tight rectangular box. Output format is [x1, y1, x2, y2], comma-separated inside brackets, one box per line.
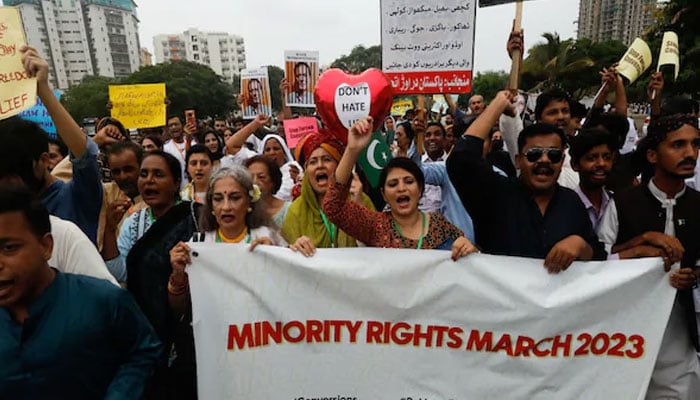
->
[123, 61, 235, 118]
[627, 0, 700, 101]
[521, 32, 628, 99]
[470, 71, 509, 102]
[267, 65, 284, 112]
[330, 45, 382, 73]
[61, 75, 116, 122]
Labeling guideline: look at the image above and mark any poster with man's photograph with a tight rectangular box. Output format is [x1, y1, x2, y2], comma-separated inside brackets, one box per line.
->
[241, 67, 272, 119]
[284, 51, 319, 108]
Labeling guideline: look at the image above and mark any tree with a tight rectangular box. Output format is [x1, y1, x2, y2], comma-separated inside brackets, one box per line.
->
[124, 61, 235, 118]
[62, 75, 116, 122]
[330, 45, 382, 73]
[626, 0, 700, 101]
[471, 71, 509, 102]
[520, 32, 627, 99]
[266, 65, 284, 112]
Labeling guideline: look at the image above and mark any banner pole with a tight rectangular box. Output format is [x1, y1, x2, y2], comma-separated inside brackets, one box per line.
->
[507, 0, 524, 91]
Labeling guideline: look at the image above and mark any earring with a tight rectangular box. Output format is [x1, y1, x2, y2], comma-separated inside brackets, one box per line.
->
[211, 211, 215, 216]
[247, 207, 252, 212]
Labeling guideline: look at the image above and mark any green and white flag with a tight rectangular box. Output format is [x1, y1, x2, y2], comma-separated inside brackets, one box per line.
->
[358, 131, 392, 187]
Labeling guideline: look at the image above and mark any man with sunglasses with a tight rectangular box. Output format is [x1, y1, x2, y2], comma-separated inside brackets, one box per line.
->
[597, 114, 700, 398]
[447, 91, 605, 274]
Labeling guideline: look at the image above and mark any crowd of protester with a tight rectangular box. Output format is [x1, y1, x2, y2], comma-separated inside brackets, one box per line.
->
[1, 27, 700, 400]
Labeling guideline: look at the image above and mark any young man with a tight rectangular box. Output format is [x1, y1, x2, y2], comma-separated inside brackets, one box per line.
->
[0, 47, 102, 244]
[569, 128, 617, 231]
[47, 138, 67, 172]
[100, 142, 147, 275]
[420, 122, 448, 213]
[0, 183, 161, 398]
[213, 117, 228, 134]
[597, 114, 700, 398]
[447, 90, 605, 273]
[163, 115, 189, 190]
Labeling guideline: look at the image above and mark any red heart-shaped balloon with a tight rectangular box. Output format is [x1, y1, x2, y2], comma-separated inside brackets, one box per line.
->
[314, 68, 394, 143]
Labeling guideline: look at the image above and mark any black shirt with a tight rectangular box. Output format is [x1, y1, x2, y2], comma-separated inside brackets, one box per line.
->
[446, 135, 606, 259]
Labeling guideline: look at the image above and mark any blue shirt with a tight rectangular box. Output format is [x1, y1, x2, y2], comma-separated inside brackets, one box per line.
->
[42, 139, 103, 244]
[420, 162, 475, 242]
[0, 271, 162, 399]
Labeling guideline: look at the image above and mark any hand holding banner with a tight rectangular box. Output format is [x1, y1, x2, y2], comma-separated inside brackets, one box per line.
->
[617, 38, 652, 84]
[0, 7, 37, 120]
[189, 246, 674, 399]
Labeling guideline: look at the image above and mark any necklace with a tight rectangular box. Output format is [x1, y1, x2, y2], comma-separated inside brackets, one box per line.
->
[216, 227, 251, 243]
[319, 211, 337, 248]
[392, 211, 427, 249]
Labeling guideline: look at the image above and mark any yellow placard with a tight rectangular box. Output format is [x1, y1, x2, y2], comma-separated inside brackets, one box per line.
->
[0, 7, 37, 120]
[657, 31, 679, 80]
[391, 97, 413, 117]
[617, 38, 652, 84]
[109, 83, 166, 129]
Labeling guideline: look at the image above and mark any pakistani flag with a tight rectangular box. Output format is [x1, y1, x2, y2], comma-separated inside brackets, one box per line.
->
[358, 131, 392, 188]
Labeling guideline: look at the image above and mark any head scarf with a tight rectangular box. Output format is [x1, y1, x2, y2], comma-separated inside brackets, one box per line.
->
[294, 130, 345, 167]
[281, 174, 360, 249]
[259, 134, 295, 164]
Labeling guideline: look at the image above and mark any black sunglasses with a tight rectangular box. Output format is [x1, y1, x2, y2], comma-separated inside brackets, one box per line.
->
[524, 147, 564, 163]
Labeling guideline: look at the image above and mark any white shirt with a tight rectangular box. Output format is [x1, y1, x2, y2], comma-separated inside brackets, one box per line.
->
[163, 139, 188, 190]
[557, 148, 579, 190]
[419, 152, 446, 213]
[619, 117, 638, 155]
[596, 180, 700, 397]
[48, 216, 118, 286]
[220, 148, 259, 169]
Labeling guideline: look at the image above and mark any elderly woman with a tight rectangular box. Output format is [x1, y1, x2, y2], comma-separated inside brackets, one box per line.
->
[281, 131, 376, 256]
[245, 155, 291, 228]
[322, 117, 478, 260]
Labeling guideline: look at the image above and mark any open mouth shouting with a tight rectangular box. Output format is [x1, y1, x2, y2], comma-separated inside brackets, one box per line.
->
[395, 195, 411, 210]
[0, 278, 14, 298]
[141, 188, 160, 201]
[314, 171, 329, 187]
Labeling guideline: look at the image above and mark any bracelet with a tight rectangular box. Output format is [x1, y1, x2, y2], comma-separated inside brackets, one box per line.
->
[169, 273, 188, 287]
[167, 281, 188, 296]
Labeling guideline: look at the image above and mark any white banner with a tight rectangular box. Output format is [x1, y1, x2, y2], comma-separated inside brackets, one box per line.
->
[189, 245, 675, 400]
[381, 0, 476, 94]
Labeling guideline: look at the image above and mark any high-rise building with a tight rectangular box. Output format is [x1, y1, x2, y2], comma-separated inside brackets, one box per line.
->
[153, 28, 246, 84]
[140, 47, 152, 67]
[577, 0, 658, 44]
[4, 0, 141, 89]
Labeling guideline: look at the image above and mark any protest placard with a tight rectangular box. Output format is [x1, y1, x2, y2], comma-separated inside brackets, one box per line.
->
[617, 38, 652, 84]
[108, 83, 166, 129]
[0, 7, 37, 120]
[381, 0, 476, 94]
[284, 51, 319, 108]
[19, 89, 62, 137]
[189, 246, 673, 399]
[657, 31, 679, 80]
[283, 117, 318, 149]
[241, 68, 272, 119]
[479, 0, 533, 7]
[391, 97, 413, 116]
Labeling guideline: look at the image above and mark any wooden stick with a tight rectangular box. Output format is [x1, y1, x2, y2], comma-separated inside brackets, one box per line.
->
[507, 0, 524, 91]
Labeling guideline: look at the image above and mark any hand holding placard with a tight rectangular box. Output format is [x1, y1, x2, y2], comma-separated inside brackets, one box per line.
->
[0, 8, 36, 119]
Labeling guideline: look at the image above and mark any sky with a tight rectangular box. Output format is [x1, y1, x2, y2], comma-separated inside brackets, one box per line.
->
[137, 0, 579, 74]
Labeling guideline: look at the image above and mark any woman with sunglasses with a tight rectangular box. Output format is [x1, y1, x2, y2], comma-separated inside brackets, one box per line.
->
[322, 117, 478, 260]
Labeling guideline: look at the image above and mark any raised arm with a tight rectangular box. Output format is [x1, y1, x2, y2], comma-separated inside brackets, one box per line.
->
[648, 72, 664, 118]
[21, 46, 87, 158]
[279, 78, 293, 120]
[225, 114, 269, 154]
[466, 91, 512, 140]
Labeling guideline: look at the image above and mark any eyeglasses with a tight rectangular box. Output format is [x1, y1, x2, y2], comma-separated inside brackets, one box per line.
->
[524, 147, 563, 163]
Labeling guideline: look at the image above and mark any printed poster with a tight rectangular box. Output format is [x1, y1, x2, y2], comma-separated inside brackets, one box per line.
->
[284, 50, 319, 108]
